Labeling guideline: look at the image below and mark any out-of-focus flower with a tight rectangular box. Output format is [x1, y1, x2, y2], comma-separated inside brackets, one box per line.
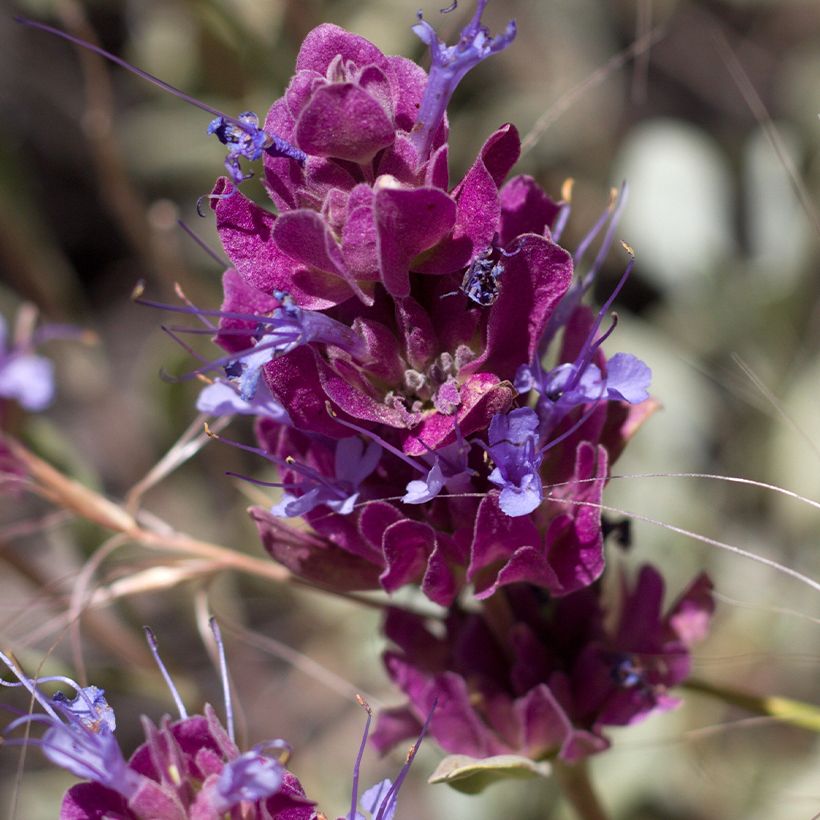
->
[0, 627, 313, 820]
[0, 310, 55, 412]
[2, 624, 431, 820]
[371, 566, 715, 763]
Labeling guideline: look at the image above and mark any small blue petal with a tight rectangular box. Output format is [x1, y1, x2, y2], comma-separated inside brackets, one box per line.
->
[0, 354, 54, 411]
[196, 379, 290, 423]
[402, 463, 445, 504]
[360, 778, 396, 820]
[216, 751, 284, 808]
[52, 686, 115, 733]
[498, 476, 542, 517]
[604, 353, 651, 403]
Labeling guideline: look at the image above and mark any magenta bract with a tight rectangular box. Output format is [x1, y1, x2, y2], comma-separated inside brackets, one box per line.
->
[371, 566, 715, 763]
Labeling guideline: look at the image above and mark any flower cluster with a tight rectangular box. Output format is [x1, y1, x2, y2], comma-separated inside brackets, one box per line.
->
[194, 5, 653, 611]
[177, 0, 706, 770]
[371, 566, 714, 762]
[17, 0, 715, 795]
[0, 624, 426, 820]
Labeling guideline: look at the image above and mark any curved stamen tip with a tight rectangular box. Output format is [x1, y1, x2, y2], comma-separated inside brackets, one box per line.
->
[621, 240, 636, 257]
[561, 178, 575, 203]
[130, 280, 147, 301]
[608, 186, 619, 210]
[355, 693, 373, 716]
[143, 625, 188, 720]
[204, 422, 218, 439]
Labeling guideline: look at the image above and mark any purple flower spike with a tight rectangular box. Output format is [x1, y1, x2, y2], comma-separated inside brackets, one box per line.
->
[411, 0, 517, 160]
[375, 570, 715, 766]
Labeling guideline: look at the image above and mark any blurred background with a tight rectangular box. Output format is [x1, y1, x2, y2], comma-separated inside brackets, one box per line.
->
[1, 0, 819, 817]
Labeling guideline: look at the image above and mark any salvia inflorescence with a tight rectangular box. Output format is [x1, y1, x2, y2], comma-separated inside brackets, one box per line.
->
[8, 0, 719, 814]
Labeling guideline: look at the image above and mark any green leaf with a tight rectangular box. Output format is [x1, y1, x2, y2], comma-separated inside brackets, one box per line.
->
[428, 753, 551, 794]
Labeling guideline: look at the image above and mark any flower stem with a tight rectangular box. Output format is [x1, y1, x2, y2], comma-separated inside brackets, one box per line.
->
[553, 761, 609, 820]
[683, 678, 820, 733]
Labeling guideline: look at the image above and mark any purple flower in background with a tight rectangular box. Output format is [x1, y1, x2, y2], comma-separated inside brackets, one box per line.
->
[372, 566, 715, 763]
[0, 312, 55, 412]
[2, 625, 432, 820]
[0, 627, 314, 820]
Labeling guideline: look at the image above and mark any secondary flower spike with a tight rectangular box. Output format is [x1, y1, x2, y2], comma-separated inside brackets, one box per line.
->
[0, 630, 313, 820]
[372, 567, 715, 763]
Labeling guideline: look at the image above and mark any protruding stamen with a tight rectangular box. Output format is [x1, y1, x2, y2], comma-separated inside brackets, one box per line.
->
[143, 627, 188, 720]
[373, 698, 437, 820]
[325, 403, 426, 475]
[580, 184, 629, 294]
[539, 182, 628, 356]
[539, 383, 606, 457]
[209, 618, 234, 743]
[16, 17, 247, 133]
[208, 425, 350, 496]
[350, 694, 373, 820]
[15, 17, 306, 186]
[561, 255, 634, 397]
[177, 220, 229, 269]
[573, 187, 619, 264]
[130, 280, 146, 302]
[0, 650, 60, 721]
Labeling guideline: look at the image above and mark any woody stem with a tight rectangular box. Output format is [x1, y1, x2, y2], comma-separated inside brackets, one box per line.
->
[553, 760, 609, 820]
